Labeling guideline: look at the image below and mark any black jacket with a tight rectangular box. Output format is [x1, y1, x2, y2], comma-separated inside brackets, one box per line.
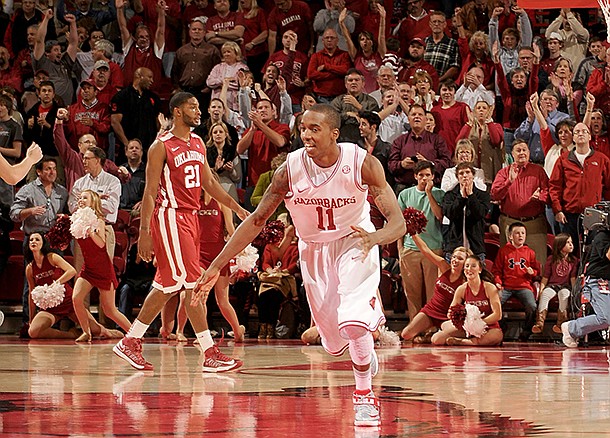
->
[442, 184, 490, 256]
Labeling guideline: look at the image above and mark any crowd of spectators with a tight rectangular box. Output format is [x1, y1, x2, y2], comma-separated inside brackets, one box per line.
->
[1, 0, 610, 343]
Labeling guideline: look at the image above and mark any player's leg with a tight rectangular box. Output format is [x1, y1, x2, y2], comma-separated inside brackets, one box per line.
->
[183, 288, 242, 372]
[113, 287, 175, 370]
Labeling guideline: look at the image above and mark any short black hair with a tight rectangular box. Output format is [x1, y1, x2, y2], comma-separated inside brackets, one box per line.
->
[358, 110, 381, 130]
[35, 156, 57, 171]
[414, 160, 434, 174]
[170, 91, 196, 113]
[38, 80, 55, 91]
[308, 104, 341, 130]
[508, 222, 526, 233]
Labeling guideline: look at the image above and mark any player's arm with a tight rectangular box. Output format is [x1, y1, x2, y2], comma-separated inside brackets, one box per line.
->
[354, 154, 406, 254]
[138, 140, 166, 262]
[192, 163, 290, 304]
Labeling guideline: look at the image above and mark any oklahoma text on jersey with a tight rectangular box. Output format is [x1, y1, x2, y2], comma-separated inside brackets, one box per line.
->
[174, 150, 205, 168]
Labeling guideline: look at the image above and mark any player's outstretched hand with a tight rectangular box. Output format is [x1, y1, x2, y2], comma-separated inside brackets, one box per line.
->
[192, 266, 220, 306]
[350, 225, 376, 260]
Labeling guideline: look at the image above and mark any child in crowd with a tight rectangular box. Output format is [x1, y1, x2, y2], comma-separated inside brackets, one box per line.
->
[532, 233, 578, 334]
[492, 222, 541, 340]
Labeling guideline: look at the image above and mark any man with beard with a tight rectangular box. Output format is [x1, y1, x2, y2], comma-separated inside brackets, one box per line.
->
[113, 92, 248, 373]
[398, 37, 439, 92]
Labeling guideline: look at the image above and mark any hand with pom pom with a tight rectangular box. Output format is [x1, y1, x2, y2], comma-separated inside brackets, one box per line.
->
[449, 304, 467, 330]
[402, 207, 428, 236]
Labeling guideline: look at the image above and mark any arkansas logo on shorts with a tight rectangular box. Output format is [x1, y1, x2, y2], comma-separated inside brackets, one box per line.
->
[369, 296, 376, 310]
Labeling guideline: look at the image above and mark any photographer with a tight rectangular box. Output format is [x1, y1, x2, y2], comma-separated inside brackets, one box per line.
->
[562, 229, 610, 348]
[388, 104, 452, 195]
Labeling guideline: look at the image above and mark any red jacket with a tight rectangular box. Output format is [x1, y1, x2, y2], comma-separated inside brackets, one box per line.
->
[549, 148, 610, 215]
[307, 48, 351, 98]
[492, 243, 540, 292]
[587, 67, 610, 116]
[456, 37, 495, 89]
[66, 98, 111, 152]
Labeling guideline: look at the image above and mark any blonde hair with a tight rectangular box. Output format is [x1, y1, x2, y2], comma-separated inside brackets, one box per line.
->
[238, 0, 260, 19]
[222, 41, 242, 61]
[454, 139, 476, 164]
[205, 121, 230, 147]
[82, 189, 104, 219]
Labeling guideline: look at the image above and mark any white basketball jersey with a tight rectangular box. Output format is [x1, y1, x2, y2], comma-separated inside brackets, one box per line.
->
[285, 142, 373, 243]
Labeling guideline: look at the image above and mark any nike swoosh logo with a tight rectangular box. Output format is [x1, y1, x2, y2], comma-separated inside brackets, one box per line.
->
[171, 147, 180, 152]
[297, 188, 307, 193]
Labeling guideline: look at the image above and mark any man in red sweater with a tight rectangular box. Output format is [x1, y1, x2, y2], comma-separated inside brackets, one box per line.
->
[307, 28, 352, 103]
[492, 222, 540, 340]
[65, 79, 111, 152]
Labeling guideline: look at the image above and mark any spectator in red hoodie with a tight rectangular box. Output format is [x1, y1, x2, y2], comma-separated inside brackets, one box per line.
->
[65, 79, 111, 152]
[492, 222, 541, 340]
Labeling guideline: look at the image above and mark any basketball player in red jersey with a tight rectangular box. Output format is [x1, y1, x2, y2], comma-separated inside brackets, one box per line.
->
[194, 104, 405, 427]
[114, 92, 249, 373]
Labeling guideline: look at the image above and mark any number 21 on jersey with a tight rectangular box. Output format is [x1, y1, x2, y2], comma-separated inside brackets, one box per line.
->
[316, 206, 336, 231]
[184, 164, 201, 188]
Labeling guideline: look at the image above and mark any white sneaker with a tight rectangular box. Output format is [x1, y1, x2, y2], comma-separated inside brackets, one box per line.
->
[370, 350, 378, 378]
[0, 310, 4, 327]
[353, 390, 380, 427]
[561, 322, 578, 348]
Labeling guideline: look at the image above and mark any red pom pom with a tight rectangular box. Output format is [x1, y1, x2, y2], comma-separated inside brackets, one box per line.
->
[46, 215, 72, 250]
[402, 207, 428, 235]
[253, 220, 286, 247]
[449, 304, 467, 330]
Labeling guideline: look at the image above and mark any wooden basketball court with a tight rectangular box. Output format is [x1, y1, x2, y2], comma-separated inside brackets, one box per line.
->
[1, 336, 610, 437]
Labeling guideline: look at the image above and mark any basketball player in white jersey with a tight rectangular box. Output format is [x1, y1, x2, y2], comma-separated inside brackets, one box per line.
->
[113, 92, 248, 373]
[193, 104, 405, 427]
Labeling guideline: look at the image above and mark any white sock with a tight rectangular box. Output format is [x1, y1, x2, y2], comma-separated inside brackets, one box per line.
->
[196, 330, 214, 351]
[127, 319, 149, 339]
[349, 335, 373, 392]
[353, 367, 371, 392]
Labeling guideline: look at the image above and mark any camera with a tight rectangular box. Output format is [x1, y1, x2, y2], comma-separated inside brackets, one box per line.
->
[583, 202, 610, 231]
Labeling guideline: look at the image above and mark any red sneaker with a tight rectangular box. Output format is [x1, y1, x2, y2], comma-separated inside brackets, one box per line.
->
[113, 337, 153, 371]
[202, 345, 242, 373]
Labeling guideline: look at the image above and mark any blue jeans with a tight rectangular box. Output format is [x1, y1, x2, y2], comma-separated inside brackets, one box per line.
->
[568, 278, 610, 338]
[501, 288, 537, 331]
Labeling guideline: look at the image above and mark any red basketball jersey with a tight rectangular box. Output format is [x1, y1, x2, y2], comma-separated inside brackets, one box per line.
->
[156, 131, 206, 211]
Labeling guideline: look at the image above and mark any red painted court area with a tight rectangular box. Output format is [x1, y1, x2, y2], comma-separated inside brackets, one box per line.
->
[1, 338, 610, 437]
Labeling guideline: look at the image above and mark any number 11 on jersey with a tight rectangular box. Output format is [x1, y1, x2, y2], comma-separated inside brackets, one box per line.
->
[316, 206, 336, 231]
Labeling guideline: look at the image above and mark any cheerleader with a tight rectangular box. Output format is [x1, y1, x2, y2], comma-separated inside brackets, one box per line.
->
[72, 190, 131, 342]
[431, 255, 503, 346]
[26, 231, 120, 339]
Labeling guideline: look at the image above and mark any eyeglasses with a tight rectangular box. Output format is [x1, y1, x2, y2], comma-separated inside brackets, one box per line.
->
[82, 156, 98, 161]
[573, 129, 590, 134]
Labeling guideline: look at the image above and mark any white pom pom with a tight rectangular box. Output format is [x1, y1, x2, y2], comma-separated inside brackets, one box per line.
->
[70, 207, 100, 239]
[463, 303, 488, 338]
[377, 325, 401, 346]
[31, 281, 65, 310]
[230, 244, 259, 274]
